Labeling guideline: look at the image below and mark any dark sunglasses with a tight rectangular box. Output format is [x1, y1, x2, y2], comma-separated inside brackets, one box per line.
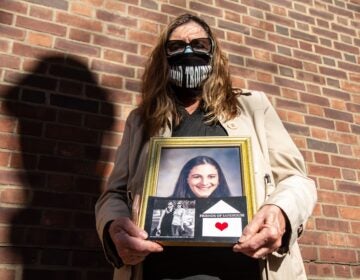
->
[165, 38, 213, 56]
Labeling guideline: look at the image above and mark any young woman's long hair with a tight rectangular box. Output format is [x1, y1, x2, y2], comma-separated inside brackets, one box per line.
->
[171, 156, 231, 198]
[139, 13, 241, 138]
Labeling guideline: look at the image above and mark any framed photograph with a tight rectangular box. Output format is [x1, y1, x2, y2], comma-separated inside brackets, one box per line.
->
[138, 137, 256, 246]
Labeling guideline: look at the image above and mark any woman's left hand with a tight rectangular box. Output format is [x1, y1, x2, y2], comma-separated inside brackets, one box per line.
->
[233, 204, 286, 259]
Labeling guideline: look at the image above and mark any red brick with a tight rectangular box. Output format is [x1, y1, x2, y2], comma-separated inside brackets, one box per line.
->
[189, 2, 222, 16]
[0, 134, 20, 151]
[69, 28, 91, 43]
[96, 9, 137, 27]
[230, 65, 256, 79]
[289, 10, 315, 24]
[125, 79, 141, 93]
[128, 6, 167, 24]
[334, 264, 352, 278]
[0, 10, 14, 24]
[315, 45, 342, 59]
[307, 263, 335, 277]
[327, 232, 348, 247]
[323, 87, 350, 101]
[12, 42, 59, 58]
[16, 16, 66, 36]
[320, 66, 347, 79]
[348, 235, 360, 249]
[341, 81, 360, 94]
[0, 0, 28, 14]
[296, 71, 325, 85]
[319, 248, 357, 263]
[335, 42, 359, 55]
[27, 32, 53, 48]
[275, 77, 305, 91]
[318, 189, 345, 204]
[0, 25, 25, 40]
[329, 5, 354, 18]
[322, 204, 339, 217]
[300, 231, 328, 246]
[128, 30, 158, 45]
[325, 108, 353, 123]
[273, 54, 303, 69]
[345, 194, 360, 207]
[331, 22, 356, 36]
[316, 218, 350, 233]
[93, 35, 137, 53]
[219, 20, 250, 35]
[55, 38, 100, 56]
[300, 246, 318, 260]
[312, 26, 338, 39]
[100, 74, 123, 89]
[339, 206, 360, 220]
[29, 5, 54, 20]
[328, 131, 358, 145]
[318, 178, 335, 190]
[0, 188, 30, 204]
[245, 37, 276, 52]
[215, 0, 247, 13]
[91, 60, 135, 77]
[0, 151, 10, 167]
[56, 12, 102, 32]
[243, 16, 274, 31]
[268, 34, 298, 47]
[0, 268, 15, 279]
[352, 221, 360, 234]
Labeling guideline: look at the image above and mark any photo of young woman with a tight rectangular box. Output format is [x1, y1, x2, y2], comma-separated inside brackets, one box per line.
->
[171, 155, 231, 198]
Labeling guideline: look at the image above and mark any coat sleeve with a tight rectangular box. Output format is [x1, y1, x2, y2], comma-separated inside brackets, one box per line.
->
[94, 110, 136, 268]
[259, 92, 317, 249]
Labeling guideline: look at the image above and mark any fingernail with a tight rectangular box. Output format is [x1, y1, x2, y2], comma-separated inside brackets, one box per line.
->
[238, 235, 247, 243]
[140, 230, 148, 239]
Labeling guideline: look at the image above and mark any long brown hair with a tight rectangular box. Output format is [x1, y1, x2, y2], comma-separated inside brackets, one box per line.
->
[139, 14, 241, 138]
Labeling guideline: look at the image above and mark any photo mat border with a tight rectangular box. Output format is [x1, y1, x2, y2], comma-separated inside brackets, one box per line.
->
[138, 136, 257, 246]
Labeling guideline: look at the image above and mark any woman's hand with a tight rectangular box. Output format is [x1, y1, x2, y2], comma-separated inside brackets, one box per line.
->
[233, 205, 286, 259]
[109, 217, 163, 265]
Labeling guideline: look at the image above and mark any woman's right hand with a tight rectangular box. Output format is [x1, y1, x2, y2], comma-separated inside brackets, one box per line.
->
[109, 217, 163, 265]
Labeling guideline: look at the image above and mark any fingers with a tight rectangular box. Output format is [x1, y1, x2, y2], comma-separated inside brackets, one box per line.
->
[233, 205, 286, 259]
[108, 217, 163, 265]
[238, 212, 264, 243]
[234, 223, 282, 258]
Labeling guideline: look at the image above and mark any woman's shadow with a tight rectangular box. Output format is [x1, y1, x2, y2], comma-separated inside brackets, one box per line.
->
[2, 55, 115, 278]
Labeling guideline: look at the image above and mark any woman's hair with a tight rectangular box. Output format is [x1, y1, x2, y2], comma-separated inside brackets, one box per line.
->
[139, 13, 241, 138]
[171, 155, 231, 198]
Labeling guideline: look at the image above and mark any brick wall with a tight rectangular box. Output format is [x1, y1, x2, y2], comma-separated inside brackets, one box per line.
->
[0, 0, 359, 279]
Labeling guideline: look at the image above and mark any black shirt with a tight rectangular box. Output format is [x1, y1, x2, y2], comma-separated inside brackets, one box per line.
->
[144, 106, 260, 280]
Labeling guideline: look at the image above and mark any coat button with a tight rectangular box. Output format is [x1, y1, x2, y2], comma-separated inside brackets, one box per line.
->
[227, 122, 238, 129]
[297, 224, 304, 236]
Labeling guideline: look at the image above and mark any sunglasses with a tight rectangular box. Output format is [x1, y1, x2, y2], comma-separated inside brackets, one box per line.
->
[165, 38, 213, 56]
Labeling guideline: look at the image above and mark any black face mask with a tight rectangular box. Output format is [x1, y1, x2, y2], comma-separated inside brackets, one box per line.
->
[168, 53, 212, 100]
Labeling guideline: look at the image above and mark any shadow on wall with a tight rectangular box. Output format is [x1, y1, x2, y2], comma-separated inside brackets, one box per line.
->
[2, 55, 114, 279]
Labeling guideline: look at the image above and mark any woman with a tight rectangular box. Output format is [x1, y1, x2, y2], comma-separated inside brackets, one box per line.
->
[171, 155, 231, 198]
[156, 201, 175, 237]
[95, 13, 317, 280]
[171, 201, 186, 236]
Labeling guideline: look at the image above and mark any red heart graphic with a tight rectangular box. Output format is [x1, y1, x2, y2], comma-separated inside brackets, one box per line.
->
[215, 222, 228, 231]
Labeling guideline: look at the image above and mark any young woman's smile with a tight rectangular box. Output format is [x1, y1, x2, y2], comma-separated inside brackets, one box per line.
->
[187, 163, 219, 198]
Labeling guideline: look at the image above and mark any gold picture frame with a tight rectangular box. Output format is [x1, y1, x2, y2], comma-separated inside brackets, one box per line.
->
[138, 136, 256, 246]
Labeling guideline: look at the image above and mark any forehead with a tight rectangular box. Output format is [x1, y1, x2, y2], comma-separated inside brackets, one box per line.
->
[190, 163, 217, 173]
[169, 20, 208, 41]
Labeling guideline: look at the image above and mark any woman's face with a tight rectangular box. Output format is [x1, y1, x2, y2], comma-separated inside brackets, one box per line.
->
[169, 21, 208, 42]
[167, 202, 174, 210]
[187, 163, 219, 198]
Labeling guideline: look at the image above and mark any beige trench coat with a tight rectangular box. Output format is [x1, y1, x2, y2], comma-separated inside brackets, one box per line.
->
[95, 91, 317, 280]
